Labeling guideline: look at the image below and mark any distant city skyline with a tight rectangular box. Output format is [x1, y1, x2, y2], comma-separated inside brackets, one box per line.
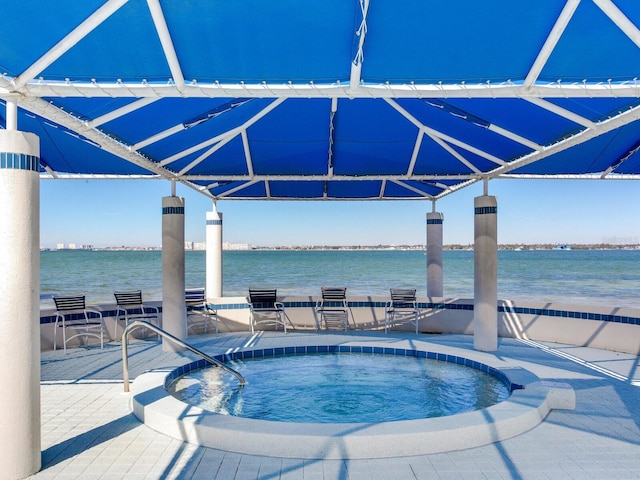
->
[40, 177, 640, 249]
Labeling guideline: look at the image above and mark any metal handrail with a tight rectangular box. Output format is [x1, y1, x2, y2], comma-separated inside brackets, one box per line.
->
[121, 320, 246, 392]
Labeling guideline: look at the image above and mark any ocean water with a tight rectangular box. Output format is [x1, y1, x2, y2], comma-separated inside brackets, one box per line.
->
[40, 249, 640, 308]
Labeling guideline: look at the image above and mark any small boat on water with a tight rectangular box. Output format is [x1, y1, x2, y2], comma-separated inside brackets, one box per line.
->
[554, 244, 572, 250]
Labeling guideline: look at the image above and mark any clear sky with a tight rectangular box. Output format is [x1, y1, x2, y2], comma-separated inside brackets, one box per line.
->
[40, 177, 640, 248]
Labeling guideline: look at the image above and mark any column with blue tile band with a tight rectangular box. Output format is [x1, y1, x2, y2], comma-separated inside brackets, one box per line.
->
[473, 195, 498, 352]
[206, 203, 223, 298]
[426, 211, 444, 298]
[0, 110, 42, 476]
[162, 195, 186, 351]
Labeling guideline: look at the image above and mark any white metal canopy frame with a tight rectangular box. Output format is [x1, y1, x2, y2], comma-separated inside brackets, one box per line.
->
[3, 0, 640, 200]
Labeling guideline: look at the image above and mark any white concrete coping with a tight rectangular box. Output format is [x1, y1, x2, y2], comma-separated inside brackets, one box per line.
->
[130, 348, 575, 459]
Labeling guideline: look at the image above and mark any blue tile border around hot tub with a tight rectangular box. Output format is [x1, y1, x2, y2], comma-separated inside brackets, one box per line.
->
[163, 345, 524, 393]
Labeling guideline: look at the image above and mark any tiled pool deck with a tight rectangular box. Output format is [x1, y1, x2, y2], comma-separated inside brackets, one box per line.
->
[34, 331, 640, 479]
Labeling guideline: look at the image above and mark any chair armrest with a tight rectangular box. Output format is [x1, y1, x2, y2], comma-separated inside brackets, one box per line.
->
[85, 308, 103, 319]
[141, 303, 160, 314]
[274, 301, 285, 310]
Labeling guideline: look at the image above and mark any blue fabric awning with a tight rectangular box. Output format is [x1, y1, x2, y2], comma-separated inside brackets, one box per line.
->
[2, 0, 640, 200]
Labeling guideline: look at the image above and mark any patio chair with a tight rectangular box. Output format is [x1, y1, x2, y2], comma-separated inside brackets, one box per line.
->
[248, 287, 287, 333]
[315, 287, 349, 331]
[384, 288, 419, 334]
[53, 294, 105, 353]
[114, 290, 160, 340]
[185, 288, 218, 335]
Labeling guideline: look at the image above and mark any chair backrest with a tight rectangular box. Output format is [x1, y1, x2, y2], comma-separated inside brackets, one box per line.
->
[114, 290, 143, 306]
[321, 287, 347, 301]
[185, 288, 206, 307]
[249, 288, 277, 308]
[390, 288, 417, 307]
[53, 295, 86, 312]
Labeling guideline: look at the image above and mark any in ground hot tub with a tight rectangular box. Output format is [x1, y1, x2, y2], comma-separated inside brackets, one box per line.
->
[131, 343, 575, 459]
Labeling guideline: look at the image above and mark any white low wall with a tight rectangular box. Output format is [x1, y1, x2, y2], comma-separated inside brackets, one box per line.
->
[39, 296, 640, 355]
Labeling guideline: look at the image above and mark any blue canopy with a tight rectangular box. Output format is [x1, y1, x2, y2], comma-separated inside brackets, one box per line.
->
[2, 0, 640, 200]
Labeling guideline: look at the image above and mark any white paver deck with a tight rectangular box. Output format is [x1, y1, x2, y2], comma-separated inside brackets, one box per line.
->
[33, 331, 640, 479]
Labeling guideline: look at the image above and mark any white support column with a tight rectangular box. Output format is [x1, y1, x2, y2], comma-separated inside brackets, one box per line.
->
[0, 126, 41, 477]
[426, 211, 444, 298]
[205, 203, 223, 299]
[162, 195, 186, 352]
[473, 195, 498, 352]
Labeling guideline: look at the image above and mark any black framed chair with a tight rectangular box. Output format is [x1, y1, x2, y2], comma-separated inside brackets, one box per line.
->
[384, 288, 419, 334]
[315, 287, 349, 331]
[114, 290, 160, 340]
[248, 287, 287, 333]
[185, 288, 218, 335]
[53, 295, 105, 353]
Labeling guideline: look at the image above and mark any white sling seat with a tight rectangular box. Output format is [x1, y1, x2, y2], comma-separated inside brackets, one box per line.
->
[384, 288, 419, 334]
[248, 287, 287, 333]
[114, 290, 160, 340]
[185, 288, 218, 335]
[53, 294, 105, 353]
[316, 286, 349, 331]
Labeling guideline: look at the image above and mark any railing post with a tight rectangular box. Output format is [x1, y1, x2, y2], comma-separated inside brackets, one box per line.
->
[121, 321, 245, 392]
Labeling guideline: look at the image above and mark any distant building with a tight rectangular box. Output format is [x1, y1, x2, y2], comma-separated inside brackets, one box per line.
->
[223, 242, 250, 250]
[185, 241, 206, 251]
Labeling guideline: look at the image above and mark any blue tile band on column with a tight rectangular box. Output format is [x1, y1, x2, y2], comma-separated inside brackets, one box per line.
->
[0, 152, 40, 172]
[475, 206, 497, 215]
[162, 206, 185, 215]
[206, 219, 222, 225]
[427, 218, 443, 224]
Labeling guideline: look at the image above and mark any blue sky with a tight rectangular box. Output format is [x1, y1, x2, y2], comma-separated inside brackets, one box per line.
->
[40, 178, 640, 248]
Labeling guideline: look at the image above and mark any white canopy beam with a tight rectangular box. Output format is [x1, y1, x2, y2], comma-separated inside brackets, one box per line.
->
[425, 132, 483, 174]
[181, 173, 478, 181]
[386, 98, 507, 166]
[486, 103, 640, 178]
[406, 131, 423, 176]
[349, 0, 370, 94]
[594, 0, 640, 48]
[523, 0, 581, 88]
[134, 124, 187, 151]
[328, 97, 338, 177]
[7, 78, 640, 99]
[158, 97, 285, 166]
[378, 179, 386, 198]
[523, 97, 596, 128]
[177, 135, 237, 176]
[487, 124, 541, 151]
[11, 0, 130, 91]
[158, 130, 239, 166]
[87, 97, 159, 128]
[380, 179, 434, 199]
[501, 173, 640, 180]
[19, 95, 213, 198]
[242, 130, 254, 177]
[213, 179, 260, 199]
[146, 0, 185, 91]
